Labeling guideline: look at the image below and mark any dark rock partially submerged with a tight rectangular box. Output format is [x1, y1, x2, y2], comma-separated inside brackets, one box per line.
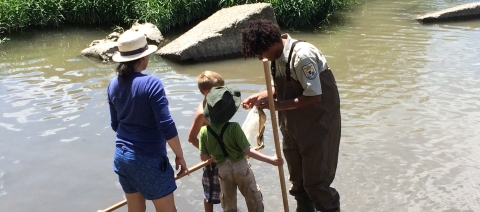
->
[416, 2, 480, 23]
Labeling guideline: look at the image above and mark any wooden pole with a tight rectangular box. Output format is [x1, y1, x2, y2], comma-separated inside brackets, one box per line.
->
[98, 158, 215, 212]
[263, 59, 289, 212]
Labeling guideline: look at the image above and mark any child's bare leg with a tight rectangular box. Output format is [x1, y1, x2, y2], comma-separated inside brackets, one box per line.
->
[204, 199, 214, 212]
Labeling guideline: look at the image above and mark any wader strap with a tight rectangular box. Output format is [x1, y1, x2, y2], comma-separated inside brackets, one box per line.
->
[271, 40, 304, 81]
[270, 60, 278, 99]
[271, 60, 276, 81]
[206, 122, 231, 158]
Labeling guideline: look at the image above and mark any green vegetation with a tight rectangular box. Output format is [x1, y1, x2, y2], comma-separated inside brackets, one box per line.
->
[0, 0, 355, 40]
[273, 0, 352, 28]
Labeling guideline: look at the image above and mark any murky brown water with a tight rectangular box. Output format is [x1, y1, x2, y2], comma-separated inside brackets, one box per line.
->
[1, 0, 480, 211]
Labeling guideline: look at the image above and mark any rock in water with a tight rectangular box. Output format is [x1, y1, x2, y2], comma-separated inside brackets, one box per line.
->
[416, 2, 480, 23]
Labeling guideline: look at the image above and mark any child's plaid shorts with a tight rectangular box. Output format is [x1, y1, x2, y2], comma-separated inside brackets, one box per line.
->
[202, 162, 221, 204]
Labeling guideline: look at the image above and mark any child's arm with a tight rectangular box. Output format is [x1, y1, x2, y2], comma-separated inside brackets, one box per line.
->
[200, 153, 212, 162]
[243, 147, 283, 166]
[188, 102, 207, 149]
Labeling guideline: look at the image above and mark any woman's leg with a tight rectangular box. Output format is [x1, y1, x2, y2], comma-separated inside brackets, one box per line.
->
[125, 192, 146, 212]
[152, 192, 177, 212]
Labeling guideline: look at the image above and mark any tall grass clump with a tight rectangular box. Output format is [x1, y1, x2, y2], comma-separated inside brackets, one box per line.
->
[61, 0, 135, 25]
[0, 0, 355, 37]
[0, 0, 63, 32]
[30, 0, 64, 26]
[1, 0, 63, 42]
[268, 0, 355, 29]
[132, 0, 263, 31]
[0, 0, 31, 33]
[132, 0, 224, 31]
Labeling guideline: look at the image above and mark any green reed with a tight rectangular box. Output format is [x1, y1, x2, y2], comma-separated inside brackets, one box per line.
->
[61, 0, 134, 25]
[0, 0, 57, 37]
[269, 0, 356, 29]
[0, 0, 354, 36]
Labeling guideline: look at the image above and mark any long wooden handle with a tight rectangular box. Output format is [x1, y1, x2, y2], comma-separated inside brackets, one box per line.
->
[263, 59, 289, 212]
[98, 158, 216, 212]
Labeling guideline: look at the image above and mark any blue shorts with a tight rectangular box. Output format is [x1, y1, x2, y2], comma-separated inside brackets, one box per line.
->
[113, 147, 176, 200]
[202, 163, 221, 204]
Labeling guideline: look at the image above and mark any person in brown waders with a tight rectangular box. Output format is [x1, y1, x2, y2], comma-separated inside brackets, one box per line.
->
[240, 19, 341, 212]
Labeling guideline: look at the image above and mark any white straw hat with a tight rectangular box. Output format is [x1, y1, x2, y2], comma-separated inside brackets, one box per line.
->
[112, 30, 158, 62]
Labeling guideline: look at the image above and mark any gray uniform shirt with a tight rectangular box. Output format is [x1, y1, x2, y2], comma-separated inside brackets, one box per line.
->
[272, 34, 328, 96]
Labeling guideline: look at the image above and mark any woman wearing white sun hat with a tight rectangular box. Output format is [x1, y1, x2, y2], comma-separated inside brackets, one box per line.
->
[107, 30, 188, 212]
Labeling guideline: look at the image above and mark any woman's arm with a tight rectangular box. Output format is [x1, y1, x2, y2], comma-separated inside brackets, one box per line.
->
[107, 85, 119, 132]
[108, 101, 119, 132]
[167, 135, 188, 175]
[273, 95, 321, 111]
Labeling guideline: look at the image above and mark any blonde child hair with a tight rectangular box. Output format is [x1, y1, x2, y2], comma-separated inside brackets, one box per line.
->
[197, 70, 225, 94]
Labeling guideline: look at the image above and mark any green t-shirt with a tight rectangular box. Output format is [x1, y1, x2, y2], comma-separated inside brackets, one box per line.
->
[199, 122, 250, 164]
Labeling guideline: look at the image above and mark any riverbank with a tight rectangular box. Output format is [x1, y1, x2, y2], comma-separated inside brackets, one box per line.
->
[0, 0, 355, 41]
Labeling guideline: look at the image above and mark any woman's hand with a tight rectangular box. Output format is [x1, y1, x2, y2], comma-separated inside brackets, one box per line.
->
[175, 156, 188, 177]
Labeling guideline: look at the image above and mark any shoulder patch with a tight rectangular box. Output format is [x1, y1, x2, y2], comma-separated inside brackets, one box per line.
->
[302, 63, 317, 80]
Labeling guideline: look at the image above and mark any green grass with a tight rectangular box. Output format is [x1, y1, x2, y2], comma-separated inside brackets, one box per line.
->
[0, 0, 355, 41]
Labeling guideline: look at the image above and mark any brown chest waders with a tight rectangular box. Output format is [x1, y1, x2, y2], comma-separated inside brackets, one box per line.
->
[271, 41, 341, 212]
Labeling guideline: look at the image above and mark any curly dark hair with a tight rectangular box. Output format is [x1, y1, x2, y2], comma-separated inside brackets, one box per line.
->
[241, 19, 282, 58]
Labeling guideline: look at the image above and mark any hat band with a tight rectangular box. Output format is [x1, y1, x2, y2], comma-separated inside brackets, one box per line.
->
[119, 44, 148, 56]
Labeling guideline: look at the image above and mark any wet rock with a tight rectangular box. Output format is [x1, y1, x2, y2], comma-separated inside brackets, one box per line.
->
[81, 39, 119, 62]
[130, 22, 164, 45]
[157, 3, 277, 63]
[416, 2, 480, 23]
[106, 32, 120, 41]
[81, 23, 164, 62]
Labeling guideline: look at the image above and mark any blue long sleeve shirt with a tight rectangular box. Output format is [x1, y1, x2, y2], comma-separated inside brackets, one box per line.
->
[107, 72, 178, 157]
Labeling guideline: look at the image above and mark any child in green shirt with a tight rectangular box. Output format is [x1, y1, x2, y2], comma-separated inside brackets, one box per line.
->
[199, 85, 283, 212]
[188, 70, 224, 212]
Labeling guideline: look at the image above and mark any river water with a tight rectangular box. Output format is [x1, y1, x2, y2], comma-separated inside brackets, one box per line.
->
[1, 0, 480, 211]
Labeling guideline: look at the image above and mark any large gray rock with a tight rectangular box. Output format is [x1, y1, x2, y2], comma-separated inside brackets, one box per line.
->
[81, 23, 164, 62]
[130, 22, 165, 45]
[157, 3, 276, 62]
[416, 2, 480, 23]
[80, 32, 120, 62]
